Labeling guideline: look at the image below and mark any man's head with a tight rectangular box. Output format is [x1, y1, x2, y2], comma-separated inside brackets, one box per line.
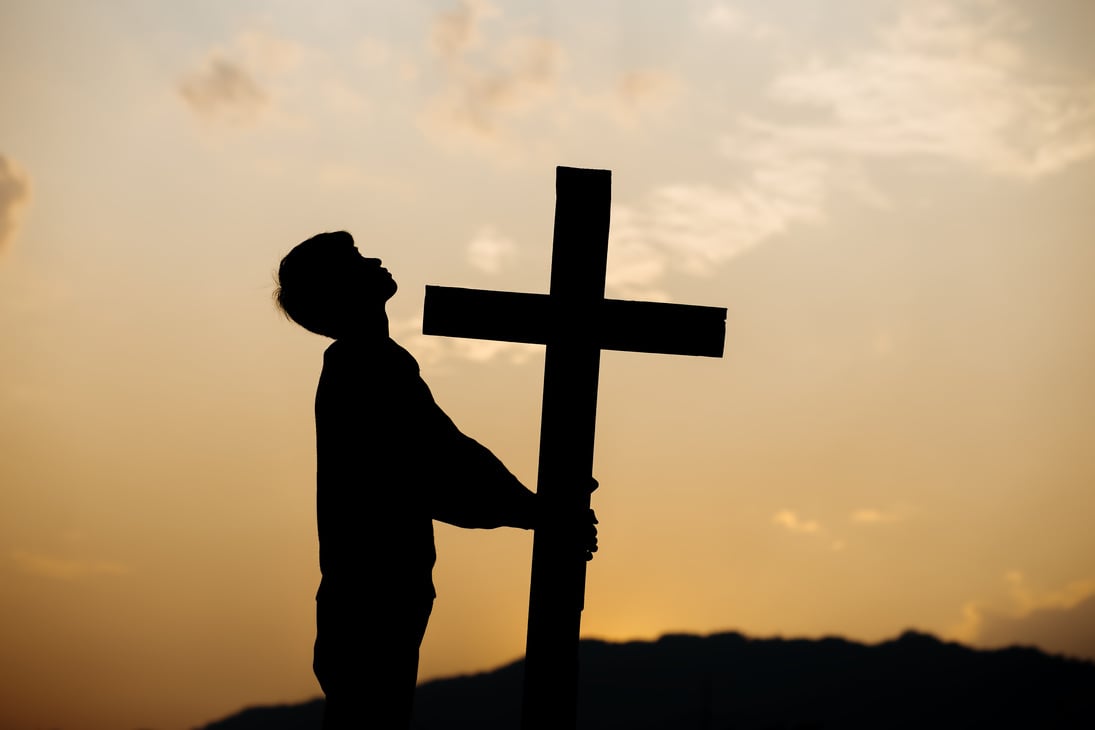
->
[274, 231, 397, 338]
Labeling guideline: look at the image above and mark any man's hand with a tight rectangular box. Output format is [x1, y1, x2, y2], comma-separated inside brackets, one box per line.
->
[583, 508, 599, 561]
[584, 478, 599, 561]
[532, 477, 599, 559]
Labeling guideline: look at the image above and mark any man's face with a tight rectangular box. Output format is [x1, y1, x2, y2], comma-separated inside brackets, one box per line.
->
[342, 240, 398, 302]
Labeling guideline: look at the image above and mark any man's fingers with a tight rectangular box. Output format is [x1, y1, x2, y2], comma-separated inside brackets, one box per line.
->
[585, 511, 598, 561]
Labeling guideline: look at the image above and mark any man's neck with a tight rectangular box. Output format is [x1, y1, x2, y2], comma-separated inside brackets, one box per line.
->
[340, 308, 389, 341]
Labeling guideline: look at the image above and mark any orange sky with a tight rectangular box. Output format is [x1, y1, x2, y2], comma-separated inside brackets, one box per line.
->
[2, 2, 1095, 729]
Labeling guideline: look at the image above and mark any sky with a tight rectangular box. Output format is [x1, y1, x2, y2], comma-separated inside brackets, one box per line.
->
[2, 0, 1094, 728]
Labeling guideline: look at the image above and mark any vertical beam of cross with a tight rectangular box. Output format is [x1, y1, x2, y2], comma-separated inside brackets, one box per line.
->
[521, 166, 609, 729]
[422, 166, 726, 730]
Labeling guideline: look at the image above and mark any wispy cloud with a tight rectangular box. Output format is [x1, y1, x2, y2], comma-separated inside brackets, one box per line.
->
[0, 155, 31, 254]
[949, 572, 1095, 660]
[581, 69, 682, 129]
[11, 549, 130, 581]
[421, 0, 563, 153]
[612, 0, 1095, 297]
[466, 225, 518, 274]
[357, 37, 394, 69]
[607, 153, 828, 298]
[850, 507, 904, 524]
[179, 56, 269, 124]
[421, 1, 683, 157]
[616, 70, 678, 110]
[697, 2, 780, 41]
[394, 315, 539, 367]
[431, 0, 496, 59]
[1002, 570, 1095, 615]
[773, 509, 846, 551]
[772, 509, 822, 534]
[178, 31, 302, 126]
[743, 0, 1095, 180]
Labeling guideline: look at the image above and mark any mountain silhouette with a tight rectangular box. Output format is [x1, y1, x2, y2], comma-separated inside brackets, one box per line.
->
[198, 630, 1095, 729]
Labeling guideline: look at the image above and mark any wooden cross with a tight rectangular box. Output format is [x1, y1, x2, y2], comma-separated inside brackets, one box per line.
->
[422, 166, 726, 730]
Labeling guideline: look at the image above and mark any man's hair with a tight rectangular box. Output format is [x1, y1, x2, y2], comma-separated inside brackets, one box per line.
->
[274, 231, 355, 338]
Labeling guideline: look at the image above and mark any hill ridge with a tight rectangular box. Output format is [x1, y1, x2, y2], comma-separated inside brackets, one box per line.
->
[199, 630, 1095, 730]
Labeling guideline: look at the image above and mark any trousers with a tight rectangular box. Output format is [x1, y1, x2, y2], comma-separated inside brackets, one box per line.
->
[314, 581, 434, 729]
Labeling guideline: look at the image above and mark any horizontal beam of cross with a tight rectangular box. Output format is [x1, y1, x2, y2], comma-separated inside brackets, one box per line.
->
[423, 285, 726, 358]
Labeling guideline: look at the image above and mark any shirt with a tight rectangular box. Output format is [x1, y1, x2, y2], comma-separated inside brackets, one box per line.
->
[314, 333, 536, 599]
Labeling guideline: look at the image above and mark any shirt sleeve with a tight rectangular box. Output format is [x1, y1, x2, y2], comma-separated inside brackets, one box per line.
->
[411, 390, 538, 530]
[324, 337, 538, 531]
[424, 422, 536, 531]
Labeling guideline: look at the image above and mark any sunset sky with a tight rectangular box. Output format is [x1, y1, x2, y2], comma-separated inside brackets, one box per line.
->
[2, 1, 1095, 728]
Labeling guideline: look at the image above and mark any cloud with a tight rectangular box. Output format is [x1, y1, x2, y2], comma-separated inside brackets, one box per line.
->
[949, 601, 984, 644]
[742, 0, 1095, 180]
[850, 508, 903, 524]
[393, 315, 539, 367]
[698, 3, 779, 40]
[611, 0, 1095, 298]
[976, 592, 1095, 661]
[772, 509, 822, 534]
[700, 3, 750, 34]
[607, 153, 828, 297]
[617, 70, 677, 109]
[0, 155, 31, 254]
[431, 0, 495, 59]
[604, 234, 670, 300]
[949, 572, 1095, 661]
[772, 509, 845, 550]
[11, 549, 129, 581]
[178, 55, 270, 124]
[466, 226, 517, 274]
[450, 338, 537, 364]
[357, 37, 393, 69]
[1001, 570, 1095, 615]
[422, 1, 677, 155]
[178, 31, 302, 126]
[234, 29, 302, 73]
[586, 69, 682, 128]
[422, 20, 564, 152]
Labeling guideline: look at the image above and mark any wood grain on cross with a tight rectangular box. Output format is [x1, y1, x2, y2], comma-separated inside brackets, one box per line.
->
[422, 166, 726, 730]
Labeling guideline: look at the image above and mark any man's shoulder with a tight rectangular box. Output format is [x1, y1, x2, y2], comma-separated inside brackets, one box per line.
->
[324, 336, 379, 360]
[323, 336, 420, 373]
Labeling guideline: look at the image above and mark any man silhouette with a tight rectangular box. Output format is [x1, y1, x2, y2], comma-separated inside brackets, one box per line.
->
[275, 231, 596, 729]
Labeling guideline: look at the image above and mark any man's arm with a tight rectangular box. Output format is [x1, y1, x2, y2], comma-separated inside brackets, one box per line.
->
[390, 341, 596, 554]
[424, 420, 538, 530]
[427, 423, 599, 560]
